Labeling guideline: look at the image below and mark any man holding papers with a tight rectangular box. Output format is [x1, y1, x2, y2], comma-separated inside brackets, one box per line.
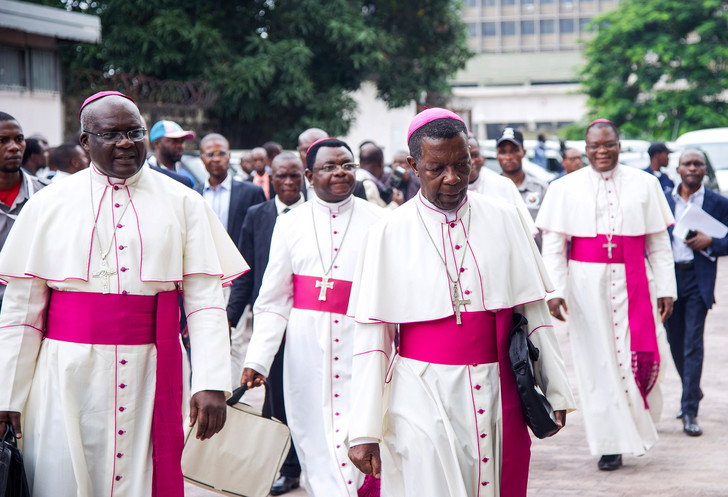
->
[665, 148, 728, 437]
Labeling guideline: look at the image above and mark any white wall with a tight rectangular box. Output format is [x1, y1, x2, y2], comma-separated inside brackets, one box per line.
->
[343, 81, 416, 164]
[0, 90, 64, 145]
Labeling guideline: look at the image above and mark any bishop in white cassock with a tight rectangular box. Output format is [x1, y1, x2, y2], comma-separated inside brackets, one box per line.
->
[242, 138, 386, 497]
[0, 92, 247, 497]
[347, 109, 575, 497]
[536, 119, 676, 471]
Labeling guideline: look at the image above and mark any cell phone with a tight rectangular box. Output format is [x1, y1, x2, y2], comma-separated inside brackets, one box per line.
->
[685, 230, 698, 240]
[388, 166, 406, 189]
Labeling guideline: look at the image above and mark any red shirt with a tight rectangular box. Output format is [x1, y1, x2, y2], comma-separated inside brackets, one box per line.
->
[0, 178, 22, 207]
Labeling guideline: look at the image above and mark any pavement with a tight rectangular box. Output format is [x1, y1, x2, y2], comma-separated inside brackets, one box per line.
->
[187, 260, 728, 497]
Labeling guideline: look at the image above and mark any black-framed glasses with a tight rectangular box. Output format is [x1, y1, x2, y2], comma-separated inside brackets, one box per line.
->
[585, 142, 619, 152]
[314, 162, 358, 173]
[83, 128, 147, 144]
[203, 150, 229, 159]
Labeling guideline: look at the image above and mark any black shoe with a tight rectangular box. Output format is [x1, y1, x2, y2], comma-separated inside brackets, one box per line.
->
[676, 410, 683, 419]
[682, 414, 703, 437]
[270, 475, 300, 495]
[598, 454, 623, 471]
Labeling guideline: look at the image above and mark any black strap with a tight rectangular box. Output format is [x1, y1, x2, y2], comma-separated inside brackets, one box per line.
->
[227, 382, 274, 419]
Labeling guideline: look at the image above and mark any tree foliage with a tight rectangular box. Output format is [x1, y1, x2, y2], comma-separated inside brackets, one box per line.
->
[581, 0, 728, 140]
[32, 0, 471, 146]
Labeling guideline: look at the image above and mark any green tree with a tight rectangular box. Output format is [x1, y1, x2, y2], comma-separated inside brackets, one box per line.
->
[32, 0, 471, 147]
[581, 0, 728, 140]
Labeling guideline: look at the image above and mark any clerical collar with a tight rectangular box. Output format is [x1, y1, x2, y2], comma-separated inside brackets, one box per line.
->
[417, 191, 468, 223]
[589, 164, 618, 180]
[90, 163, 145, 187]
[312, 191, 354, 214]
[275, 194, 305, 215]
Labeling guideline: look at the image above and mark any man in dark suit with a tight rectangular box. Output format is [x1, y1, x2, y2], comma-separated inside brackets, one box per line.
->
[227, 151, 305, 495]
[196, 133, 266, 247]
[665, 148, 728, 437]
[644, 142, 675, 193]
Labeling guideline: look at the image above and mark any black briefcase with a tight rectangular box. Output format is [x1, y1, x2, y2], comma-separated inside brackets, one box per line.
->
[0, 425, 30, 497]
[509, 312, 559, 439]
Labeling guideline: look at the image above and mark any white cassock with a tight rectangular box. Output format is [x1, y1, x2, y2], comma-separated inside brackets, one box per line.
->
[244, 194, 385, 497]
[347, 191, 575, 497]
[0, 165, 247, 497]
[536, 165, 676, 456]
[468, 167, 538, 236]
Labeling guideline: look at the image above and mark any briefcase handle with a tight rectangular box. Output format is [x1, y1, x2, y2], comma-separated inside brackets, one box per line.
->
[227, 382, 274, 420]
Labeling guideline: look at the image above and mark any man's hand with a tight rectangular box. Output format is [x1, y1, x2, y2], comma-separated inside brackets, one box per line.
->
[547, 298, 568, 322]
[240, 367, 266, 389]
[189, 390, 227, 440]
[391, 189, 405, 206]
[657, 297, 674, 323]
[548, 410, 567, 437]
[0, 411, 22, 438]
[686, 231, 713, 251]
[348, 443, 381, 479]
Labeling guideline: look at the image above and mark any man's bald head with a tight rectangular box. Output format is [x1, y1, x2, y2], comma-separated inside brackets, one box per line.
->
[272, 151, 304, 206]
[200, 133, 229, 150]
[298, 128, 328, 165]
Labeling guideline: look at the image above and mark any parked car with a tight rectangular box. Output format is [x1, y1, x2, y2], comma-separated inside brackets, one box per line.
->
[672, 128, 728, 195]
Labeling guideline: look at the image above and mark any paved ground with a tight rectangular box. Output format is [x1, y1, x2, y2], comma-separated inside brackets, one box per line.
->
[187, 260, 728, 497]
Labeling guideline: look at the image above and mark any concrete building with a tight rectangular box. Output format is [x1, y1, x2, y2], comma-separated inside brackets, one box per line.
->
[0, 0, 100, 145]
[452, 0, 621, 140]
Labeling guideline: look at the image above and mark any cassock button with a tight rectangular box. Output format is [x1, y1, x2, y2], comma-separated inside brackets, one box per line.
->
[118, 407, 126, 412]
[119, 360, 127, 365]
[474, 385, 481, 390]
[455, 245, 461, 250]
[114, 185, 121, 191]
[335, 394, 340, 397]
[332, 215, 337, 219]
[116, 476, 123, 481]
[117, 453, 124, 458]
[334, 356, 339, 361]
[450, 222, 456, 228]
[335, 375, 340, 379]
[118, 430, 125, 435]
[464, 290, 471, 295]
[337, 445, 341, 449]
[481, 481, 489, 486]
[482, 457, 489, 463]
[480, 433, 486, 438]
[334, 338, 339, 342]
[334, 320, 339, 323]
[333, 265, 339, 269]
[119, 384, 126, 389]
[120, 267, 128, 272]
[119, 245, 125, 250]
[115, 203, 121, 208]
[335, 412, 340, 416]
[117, 223, 123, 229]
[348, 481, 352, 485]
[341, 463, 346, 467]
[478, 409, 484, 414]
[333, 231, 338, 234]
[334, 248, 338, 251]
[122, 291, 128, 295]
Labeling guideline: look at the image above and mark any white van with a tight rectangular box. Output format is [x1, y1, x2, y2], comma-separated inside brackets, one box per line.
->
[672, 128, 727, 194]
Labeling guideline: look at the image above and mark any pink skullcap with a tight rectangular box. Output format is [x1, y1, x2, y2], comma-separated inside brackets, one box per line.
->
[587, 118, 616, 128]
[407, 108, 465, 142]
[78, 91, 136, 121]
[306, 136, 337, 156]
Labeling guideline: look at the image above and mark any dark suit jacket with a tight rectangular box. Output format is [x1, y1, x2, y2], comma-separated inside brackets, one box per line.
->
[644, 166, 675, 192]
[227, 199, 278, 326]
[666, 187, 728, 309]
[150, 165, 194, 189]
[196, 179, 267, 248]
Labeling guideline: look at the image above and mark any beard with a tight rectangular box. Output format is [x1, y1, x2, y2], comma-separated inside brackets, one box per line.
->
[1, 164, 21, 174]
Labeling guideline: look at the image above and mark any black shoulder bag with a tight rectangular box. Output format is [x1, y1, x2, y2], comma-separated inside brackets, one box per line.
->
[509, 312, 559, 439]
[0, 424, 30, 497]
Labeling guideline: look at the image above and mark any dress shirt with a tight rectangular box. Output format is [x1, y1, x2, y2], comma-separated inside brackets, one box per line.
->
[671, 184, 705, 263]
[203, 174, 232, 230]
[274, 194, 305, 215]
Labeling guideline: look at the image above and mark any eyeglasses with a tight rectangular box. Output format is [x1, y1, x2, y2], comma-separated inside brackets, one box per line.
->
[203, 150, 229, 159]
[314, 162, 358, 173]
[585, 142, 619, 152]
[84, 128, 146, 144]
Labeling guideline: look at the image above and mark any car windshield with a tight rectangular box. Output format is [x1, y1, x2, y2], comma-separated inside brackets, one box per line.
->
[687, 143, 728, 170]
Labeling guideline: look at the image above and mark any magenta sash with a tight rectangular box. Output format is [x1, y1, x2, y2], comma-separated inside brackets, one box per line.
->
[400, 310, 530, 497]
[46, 290, 184, 497]
[292, 274, 352, 315]
[570, 235, 659, 407]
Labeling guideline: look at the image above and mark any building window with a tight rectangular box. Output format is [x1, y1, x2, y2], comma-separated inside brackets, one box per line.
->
[540, 19, 555, 34]
[465, 0, 478, 6]
[467, 23, 478, 37]
[502, 0, 516, 5]
[580, 17, 593, 31]
[521, 20, 535, 35]
[0, 46, 24, 88]
[482, 22, 497, 36]
[30, 49, 58, 91]
[501, 21, 516, 36]
[559, 19, 575, 33]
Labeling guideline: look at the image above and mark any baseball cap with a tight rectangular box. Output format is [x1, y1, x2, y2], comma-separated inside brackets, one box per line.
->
[647, 142, 672, 157]
[149, 120, 195, 143]
[496, 127, 524, 148]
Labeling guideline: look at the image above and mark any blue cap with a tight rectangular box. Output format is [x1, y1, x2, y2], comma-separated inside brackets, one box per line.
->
[149, 120, 195, 143]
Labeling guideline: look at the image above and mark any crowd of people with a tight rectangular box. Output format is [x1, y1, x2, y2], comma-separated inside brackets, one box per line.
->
[0, 92, 724, 497]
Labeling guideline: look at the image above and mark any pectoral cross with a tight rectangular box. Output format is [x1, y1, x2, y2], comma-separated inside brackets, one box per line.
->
[315, 276, 334, 301]
[452, 282, 471, 325]
[93, 259, 116, 294]
[603, 238, 617, 259]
